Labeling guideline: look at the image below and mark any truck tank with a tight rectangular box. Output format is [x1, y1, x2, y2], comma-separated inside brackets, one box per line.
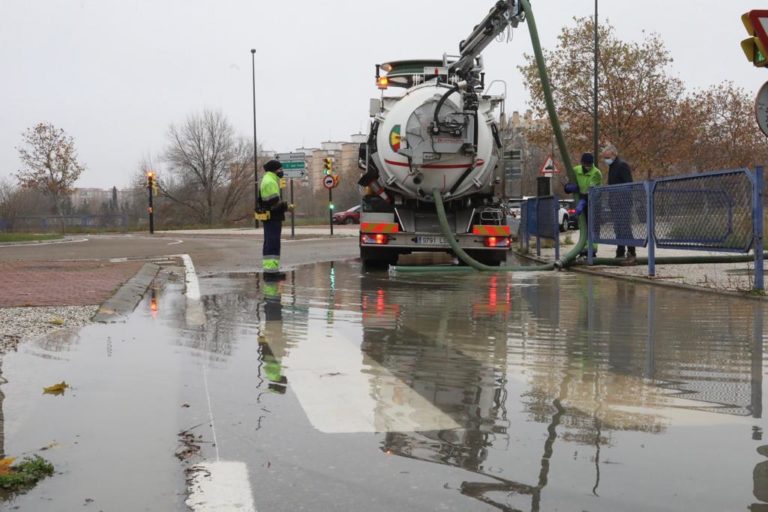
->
[357, 59, 509, 267]
[372, 79, 499, 201]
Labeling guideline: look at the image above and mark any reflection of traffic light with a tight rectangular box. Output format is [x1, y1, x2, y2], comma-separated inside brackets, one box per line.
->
[323, 157, 333, 175]
[742, 11, 768, 67]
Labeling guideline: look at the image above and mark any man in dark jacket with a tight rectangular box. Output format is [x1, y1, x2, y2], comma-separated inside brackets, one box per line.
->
[602, 143, 635, 261]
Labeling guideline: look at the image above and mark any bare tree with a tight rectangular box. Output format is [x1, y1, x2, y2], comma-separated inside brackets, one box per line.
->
[15, 122, 85, 214]
[162, 110, 253, 225]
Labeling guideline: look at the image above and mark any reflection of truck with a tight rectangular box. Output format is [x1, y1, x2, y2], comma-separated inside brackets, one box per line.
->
[357, 2, 525, 267]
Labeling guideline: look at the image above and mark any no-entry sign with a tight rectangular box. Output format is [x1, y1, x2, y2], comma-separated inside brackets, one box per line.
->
[323, 175, 335, 189]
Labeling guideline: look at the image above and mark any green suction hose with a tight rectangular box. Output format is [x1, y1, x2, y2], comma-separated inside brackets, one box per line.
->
[519, 0, 586, 267]
[391, 190, 555, 273]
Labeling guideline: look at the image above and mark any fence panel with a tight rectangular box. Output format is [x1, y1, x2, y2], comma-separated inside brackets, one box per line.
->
[590, 183, 648, 247]
[653, 169, 753, 252]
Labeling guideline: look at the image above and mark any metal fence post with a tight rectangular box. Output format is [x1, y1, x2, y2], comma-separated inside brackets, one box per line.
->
[535, 198, 541, 257]
[587, 191, 594, 265]
[554, 199, 560, 261]
[646, 181, 656, 277]
[754, 166, 764, 291]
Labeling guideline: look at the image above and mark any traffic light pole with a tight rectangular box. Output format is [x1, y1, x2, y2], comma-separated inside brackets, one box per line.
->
[147, 180, 154, 235]
[290, 179, 295, 239]
[329, 188, 334, 236]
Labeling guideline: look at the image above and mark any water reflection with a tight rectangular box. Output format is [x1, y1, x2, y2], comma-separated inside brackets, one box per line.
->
[259, 277, 287, 394]
[357, 271, 766, 510]
[171, 261, 768, 510]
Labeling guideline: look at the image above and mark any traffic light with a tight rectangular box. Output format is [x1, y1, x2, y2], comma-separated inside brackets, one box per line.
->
[323, 157, 333, 175]
[146, 171, 159, 195]
[329, 202, 335, 210]
[741, 11, 768, 67]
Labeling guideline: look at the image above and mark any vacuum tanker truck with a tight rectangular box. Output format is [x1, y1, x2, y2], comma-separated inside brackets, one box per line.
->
[357, 1, 524, 267]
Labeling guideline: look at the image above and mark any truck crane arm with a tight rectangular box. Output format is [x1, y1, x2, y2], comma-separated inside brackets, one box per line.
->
[449, 0, 524, 80]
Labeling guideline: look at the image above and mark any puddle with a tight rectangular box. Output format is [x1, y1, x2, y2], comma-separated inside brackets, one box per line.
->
[0, 260, 766, 511]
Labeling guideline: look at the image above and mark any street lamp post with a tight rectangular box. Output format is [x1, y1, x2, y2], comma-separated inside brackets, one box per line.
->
[251, 48, 259, 229]
[593, 0, 599, 160]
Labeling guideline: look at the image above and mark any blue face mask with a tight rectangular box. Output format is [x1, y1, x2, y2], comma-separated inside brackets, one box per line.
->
[604, 158, 615, 165]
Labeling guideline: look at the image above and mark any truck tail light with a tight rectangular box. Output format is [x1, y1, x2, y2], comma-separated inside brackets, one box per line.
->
[361, 233, 389, 245]
[484, 236, 510, 248]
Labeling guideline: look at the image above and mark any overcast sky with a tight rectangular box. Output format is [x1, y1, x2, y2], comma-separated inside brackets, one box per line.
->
[0, 0, 764, 189]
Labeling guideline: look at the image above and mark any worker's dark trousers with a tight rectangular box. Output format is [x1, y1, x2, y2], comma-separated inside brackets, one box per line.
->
[262, 219, 282, 273]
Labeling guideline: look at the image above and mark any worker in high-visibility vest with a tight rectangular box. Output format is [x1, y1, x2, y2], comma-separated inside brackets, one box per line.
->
[259, 160, 292, 280]
[564, 153, 602, 258]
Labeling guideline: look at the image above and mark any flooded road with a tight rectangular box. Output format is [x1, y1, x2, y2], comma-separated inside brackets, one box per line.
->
[1, 260, 767, 511]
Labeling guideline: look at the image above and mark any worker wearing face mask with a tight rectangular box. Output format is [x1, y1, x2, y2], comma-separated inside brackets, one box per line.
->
[259, 160, 292, 280]
[601, 143, 636, 262]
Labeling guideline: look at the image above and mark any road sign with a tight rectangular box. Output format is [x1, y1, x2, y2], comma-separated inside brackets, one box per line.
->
[276, 152, 307, 179]
[755, 81, 768, 137]
[742, 11, 768, 67]
[539, 156, 560, 175]
[323, 175, 336, 189]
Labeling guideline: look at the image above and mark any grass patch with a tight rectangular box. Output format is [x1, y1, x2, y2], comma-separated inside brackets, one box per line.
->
[0, 233, 62, 243]
[0, 456, 54, 492]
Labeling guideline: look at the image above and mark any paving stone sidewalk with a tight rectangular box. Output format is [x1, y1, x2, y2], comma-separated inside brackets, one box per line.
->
[525, 232, 763, 295]
[0, 260, 144, 307]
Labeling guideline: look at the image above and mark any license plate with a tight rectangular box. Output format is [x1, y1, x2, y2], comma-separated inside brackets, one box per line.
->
[417, 235, 448, 246]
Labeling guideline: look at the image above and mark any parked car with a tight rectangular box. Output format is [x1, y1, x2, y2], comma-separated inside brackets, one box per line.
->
[333, 204, 361, 224]
[560, 200, 578, 230]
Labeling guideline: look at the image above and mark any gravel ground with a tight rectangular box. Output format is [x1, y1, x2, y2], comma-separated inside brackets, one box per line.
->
[0, 305, 98, 354]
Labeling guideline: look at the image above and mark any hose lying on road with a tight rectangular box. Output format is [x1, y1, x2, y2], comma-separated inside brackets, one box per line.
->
[391, 190, 555, 274]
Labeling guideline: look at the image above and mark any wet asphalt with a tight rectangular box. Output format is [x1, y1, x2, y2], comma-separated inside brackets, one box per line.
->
[2, 256, 768, 511]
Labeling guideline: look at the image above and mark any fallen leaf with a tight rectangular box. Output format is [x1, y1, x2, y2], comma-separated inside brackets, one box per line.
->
[48, 318, 65, 326]
[0, 458, 16, 476]
[43, 381, 69, 395]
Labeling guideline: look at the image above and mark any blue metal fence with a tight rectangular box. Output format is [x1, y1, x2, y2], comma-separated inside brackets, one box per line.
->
[520, 196, 560, 260]
[587, 167, 764, 290]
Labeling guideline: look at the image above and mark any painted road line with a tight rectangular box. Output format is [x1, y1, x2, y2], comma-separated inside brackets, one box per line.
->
[186, 461, 256, 512]
[179, 254, 201, 300]
[186, 363, 257, 511]
[177, 254, 204, 326]
[168, 239, 184, 245]
[284, 312, 461, 433]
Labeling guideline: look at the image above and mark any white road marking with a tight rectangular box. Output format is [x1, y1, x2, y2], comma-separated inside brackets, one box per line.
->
[168, 239, 184, 246]
[284, 313, 461, 433]
[179, 254, 201, 300]
[109, 257, 128, 263]
[177, 253, 204, 326]
[0, 237, 88, 248]
[186, 461, 256, 512]
[186, 362, 256, 511]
